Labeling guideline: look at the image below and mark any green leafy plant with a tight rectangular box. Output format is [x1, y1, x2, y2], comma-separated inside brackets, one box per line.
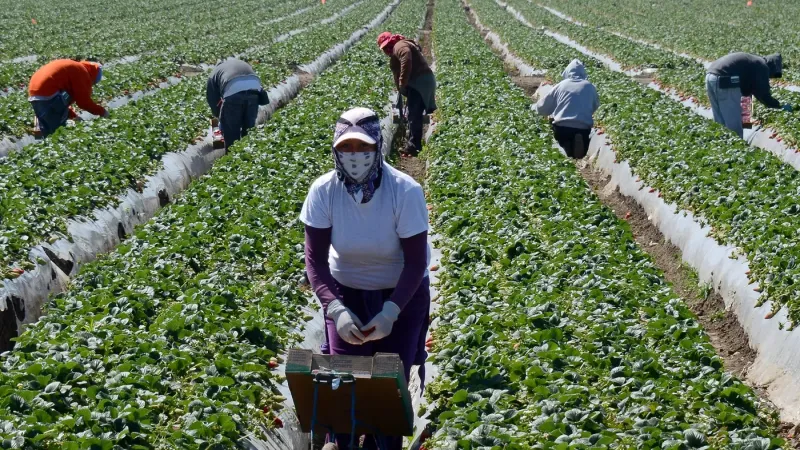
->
[422, 0, 784, 447]
[0, 0, 425, 446]
[0, 0, 393, 277]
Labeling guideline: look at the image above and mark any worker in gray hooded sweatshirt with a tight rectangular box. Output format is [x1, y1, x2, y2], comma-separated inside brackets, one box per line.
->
[206, 59, 270, 148]
[535, 59, 600, 159]
[706, 52, 790, 138]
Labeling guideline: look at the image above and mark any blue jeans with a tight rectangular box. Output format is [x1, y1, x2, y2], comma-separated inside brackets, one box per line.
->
[219, 90, 260, 149]
[30, 92, 71, 137]
[705, 73, 743, 138]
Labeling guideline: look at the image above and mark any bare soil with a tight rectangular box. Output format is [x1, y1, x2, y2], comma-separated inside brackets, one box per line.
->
[419, 0, 435, 64]
[297, 70, 315, 89]
[511, 74, 546, 97]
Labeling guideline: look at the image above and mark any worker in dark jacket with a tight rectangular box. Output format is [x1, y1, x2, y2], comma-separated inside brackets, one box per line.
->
[377, 32, 437, 156]
[206, 59, 270, 148]
[28, 59, 107, 137]
[706, 52, 790, 138]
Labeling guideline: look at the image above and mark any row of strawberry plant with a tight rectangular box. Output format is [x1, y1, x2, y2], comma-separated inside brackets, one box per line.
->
[422, 0, 784, 448]
[0, 0, 395, 278]
[0, 0, 424, 446]
[467, 0, 800, 328]
[502, 0, 800, 152]
[534, 0, 800, 83]
[0, 0, 355, 140]
[0, 0, 304, 88]
[0, 0, 306, 86]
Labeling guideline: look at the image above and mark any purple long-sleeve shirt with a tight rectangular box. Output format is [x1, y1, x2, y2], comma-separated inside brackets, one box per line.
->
[304, 225, 428, 313]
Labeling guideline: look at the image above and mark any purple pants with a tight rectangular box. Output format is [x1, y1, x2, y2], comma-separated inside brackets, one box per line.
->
[322, 277, 431, 450]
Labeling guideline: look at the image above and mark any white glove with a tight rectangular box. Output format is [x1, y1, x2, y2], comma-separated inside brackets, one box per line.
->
[360, 301, 401, 342]
[327, 300, 366, 345]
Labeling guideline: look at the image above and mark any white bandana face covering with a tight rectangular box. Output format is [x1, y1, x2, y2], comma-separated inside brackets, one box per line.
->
[336, 150, 376, 183]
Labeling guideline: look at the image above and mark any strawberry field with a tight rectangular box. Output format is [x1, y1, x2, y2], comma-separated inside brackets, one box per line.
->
[1, 0, 800, 447]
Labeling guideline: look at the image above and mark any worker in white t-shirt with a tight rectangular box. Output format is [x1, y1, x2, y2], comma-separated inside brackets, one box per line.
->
[300, 107, 430, 450]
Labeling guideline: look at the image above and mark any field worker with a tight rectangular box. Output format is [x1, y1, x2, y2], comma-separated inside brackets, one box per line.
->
[301, 107, 431, 450]
[206, 58, 270, 149]
[28, 59, 107, 137]
[706, 52, 790, 138]
[377, 31, 437, 156]
[534, 59, 600, 159]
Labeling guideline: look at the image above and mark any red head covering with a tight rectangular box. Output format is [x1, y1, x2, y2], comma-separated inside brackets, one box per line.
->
[377, 32, 406, 55]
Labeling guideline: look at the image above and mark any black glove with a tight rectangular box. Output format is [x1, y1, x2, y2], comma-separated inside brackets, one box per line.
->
[399, 86, 408, 96]
[258, 89, 270, 106]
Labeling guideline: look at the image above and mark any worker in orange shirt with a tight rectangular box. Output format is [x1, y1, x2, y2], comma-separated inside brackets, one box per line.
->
[28, 59, 108, 137]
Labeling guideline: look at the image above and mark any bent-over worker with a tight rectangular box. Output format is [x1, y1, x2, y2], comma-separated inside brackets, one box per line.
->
[377, 31, 437, 156]
[28, 59, 107, 137]
[706, 52, 790, 138]
[301, 107, 431, 450]
[206, 59, 270, 149]
[535, 59, 600, 159]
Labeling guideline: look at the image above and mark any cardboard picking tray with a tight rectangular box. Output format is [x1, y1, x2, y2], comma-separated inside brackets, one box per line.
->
[285, 349, 414, 437]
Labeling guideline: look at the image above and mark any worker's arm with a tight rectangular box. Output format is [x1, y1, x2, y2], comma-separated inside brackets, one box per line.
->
[753, 67, 782, 109]
[71, 70, 106, 117]
[396, 45, 413, 90]
[388, 231, 428, 309]
[534, 85, 558, 117]
[359, 232, 427, 342]
[206, 75, 222, 117]
[67, 107, 78, 119]
[304, 225, 341, 312]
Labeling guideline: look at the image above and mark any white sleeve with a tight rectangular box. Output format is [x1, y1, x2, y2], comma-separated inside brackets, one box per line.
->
[300, 179, 332, 229]
[396, 183, 429, 238]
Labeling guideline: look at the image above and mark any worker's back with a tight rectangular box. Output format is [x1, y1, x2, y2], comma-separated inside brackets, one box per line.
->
[536, 59, 600, 129]
[389, 40, 432, 81]
[29, 59, 100, 98]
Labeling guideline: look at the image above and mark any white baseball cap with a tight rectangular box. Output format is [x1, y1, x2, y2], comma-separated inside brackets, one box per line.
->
[333, 107, 379, 147]
[333, 126, 377, 148]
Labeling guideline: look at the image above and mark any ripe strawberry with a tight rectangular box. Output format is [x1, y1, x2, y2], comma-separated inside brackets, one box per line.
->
[273, 417, 284, 428]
